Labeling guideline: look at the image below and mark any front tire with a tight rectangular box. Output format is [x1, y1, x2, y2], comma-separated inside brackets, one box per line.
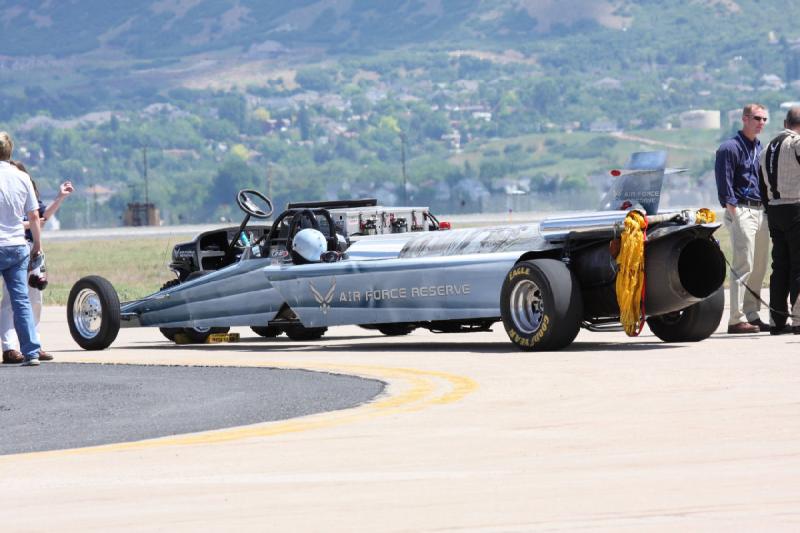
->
[647, 287, 724, 342]
[500, 259, 583, 351]
[285, 325, 327, 341]
[158, 279, 182, 341]
[179, 325, 230, 344]
[251, 325, 282, 338]
[67, 275, 121, 350]
[376, 324, 416, 336]
[157, 275, 229, 344]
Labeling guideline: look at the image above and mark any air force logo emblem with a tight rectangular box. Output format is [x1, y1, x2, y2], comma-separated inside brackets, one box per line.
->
[309, 278, 336, 314]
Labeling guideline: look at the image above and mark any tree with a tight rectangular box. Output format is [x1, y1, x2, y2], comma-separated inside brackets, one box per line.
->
[298, 104, 311, 141]
[209, 155, 259, 211]
[216, 94, 246, 131]
[295, 68, 334, 91]
[378, 115, 401, 133]
[252, 107, 271, 123]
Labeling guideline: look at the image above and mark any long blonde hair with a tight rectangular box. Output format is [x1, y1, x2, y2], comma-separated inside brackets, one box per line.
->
[10, 159, 40, 201]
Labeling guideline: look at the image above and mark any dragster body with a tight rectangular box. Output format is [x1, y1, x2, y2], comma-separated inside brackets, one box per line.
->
[68, 151, 727, 351]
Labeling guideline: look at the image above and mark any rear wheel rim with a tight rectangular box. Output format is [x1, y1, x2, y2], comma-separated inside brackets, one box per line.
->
[510, 279, 544, 334]
[73, 288, 102, 339]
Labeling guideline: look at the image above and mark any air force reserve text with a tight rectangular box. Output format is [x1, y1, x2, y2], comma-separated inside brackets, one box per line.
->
[339, 283, 472, 303]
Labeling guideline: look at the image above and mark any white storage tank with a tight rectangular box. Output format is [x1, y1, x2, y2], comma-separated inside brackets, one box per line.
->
[679, 110, 721, 129]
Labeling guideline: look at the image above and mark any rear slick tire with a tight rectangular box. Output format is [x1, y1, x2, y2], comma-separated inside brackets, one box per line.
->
[646, 287, 724, 342]
[500, 259, 583, 351]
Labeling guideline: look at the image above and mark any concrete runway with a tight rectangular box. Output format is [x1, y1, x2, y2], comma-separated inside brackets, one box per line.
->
[2, 305, 800, 531]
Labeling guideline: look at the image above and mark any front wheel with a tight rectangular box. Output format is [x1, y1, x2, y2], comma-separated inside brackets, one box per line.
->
[251, 325, 282, 338]
[158, 279, 182, 341]
[67, 275, 121, 350]
[647, 287, 724, 342]
[500, 259, 583, 351]
[285, 325, 327, 341]
[376, 324, 416, 336]
[157, 275, 229, 343]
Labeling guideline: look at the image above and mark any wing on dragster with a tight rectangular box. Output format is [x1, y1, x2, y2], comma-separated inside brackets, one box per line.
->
[598, 151, 668, 215]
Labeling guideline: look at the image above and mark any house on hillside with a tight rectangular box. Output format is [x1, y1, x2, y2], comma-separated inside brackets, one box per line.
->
[592, 77, 622, 90]
[761, 74, 786, 90]
[589, 119, 619, 133]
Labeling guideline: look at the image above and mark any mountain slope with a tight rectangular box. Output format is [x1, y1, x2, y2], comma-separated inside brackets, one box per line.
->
[0, 0, 638, 58]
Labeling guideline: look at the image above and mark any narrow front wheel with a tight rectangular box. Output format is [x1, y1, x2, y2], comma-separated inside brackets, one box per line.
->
[285, 325, 327, 341]
[251, 325, 282, 338]
[67, 275, 121, 350]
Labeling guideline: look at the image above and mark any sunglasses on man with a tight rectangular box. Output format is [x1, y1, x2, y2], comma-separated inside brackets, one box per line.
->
[748, 115, 768, 122]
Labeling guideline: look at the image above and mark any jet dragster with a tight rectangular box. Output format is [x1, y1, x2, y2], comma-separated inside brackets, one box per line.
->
[67, 151, 726, 351]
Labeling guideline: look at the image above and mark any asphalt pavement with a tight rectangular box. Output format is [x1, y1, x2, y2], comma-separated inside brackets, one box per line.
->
[0, 363, 384, 455]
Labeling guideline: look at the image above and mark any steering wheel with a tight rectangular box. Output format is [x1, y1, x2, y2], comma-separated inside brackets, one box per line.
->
[236, 189, 273, 219]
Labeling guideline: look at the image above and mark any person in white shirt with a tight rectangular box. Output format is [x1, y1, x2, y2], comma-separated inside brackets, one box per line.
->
[0, 160, 73, 361]
[0, 131, 42, 366]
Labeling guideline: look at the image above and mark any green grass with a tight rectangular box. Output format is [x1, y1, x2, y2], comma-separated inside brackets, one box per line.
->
[44, 235, 193, 306]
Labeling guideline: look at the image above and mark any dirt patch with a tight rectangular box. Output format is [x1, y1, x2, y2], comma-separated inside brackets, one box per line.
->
[695, 0, 741, 13]
[518, 0, 631, 31]
[182, 61, 298, 91]
[448, 49, 537, 66]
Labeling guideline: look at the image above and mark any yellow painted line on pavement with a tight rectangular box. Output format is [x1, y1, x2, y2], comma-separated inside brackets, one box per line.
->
[7, 360, 478, 458]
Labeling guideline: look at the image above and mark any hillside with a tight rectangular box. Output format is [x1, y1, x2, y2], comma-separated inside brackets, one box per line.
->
[3, 1, 629, 58]
[1, 1, 799, 228]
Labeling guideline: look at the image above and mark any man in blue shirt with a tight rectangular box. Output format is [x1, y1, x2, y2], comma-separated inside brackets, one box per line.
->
[715, 103, 771, 334]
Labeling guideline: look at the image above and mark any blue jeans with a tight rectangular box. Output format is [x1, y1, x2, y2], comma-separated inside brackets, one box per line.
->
[0, 245, 40, 358]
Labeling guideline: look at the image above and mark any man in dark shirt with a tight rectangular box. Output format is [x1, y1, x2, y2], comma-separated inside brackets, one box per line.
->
[759, 106, 800, 334]
[715, 103, 770, 334]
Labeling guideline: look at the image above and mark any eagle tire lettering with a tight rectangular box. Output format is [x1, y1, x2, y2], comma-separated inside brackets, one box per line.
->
[507, 266, 530, 282]
[500, 259, 582, 351]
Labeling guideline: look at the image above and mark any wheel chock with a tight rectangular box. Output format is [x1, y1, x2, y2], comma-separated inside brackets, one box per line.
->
[173, 332, 240, 344]
[206, 332, 240, 343]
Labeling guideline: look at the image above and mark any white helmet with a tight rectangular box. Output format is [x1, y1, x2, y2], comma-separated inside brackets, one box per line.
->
[293, 228, 327, 263]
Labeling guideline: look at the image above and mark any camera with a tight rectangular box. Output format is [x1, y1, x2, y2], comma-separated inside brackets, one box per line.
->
[28, 251, 48, 290]
[28, 272, 48, 290]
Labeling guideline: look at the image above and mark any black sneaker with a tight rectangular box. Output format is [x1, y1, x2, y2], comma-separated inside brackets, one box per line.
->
[770, 325, 794, 335]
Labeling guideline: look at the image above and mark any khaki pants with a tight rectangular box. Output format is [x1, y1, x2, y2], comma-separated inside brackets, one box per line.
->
[723, 206, 770, 325]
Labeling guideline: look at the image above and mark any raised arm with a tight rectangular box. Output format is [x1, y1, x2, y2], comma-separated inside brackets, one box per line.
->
[41, 180, 74, 224]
